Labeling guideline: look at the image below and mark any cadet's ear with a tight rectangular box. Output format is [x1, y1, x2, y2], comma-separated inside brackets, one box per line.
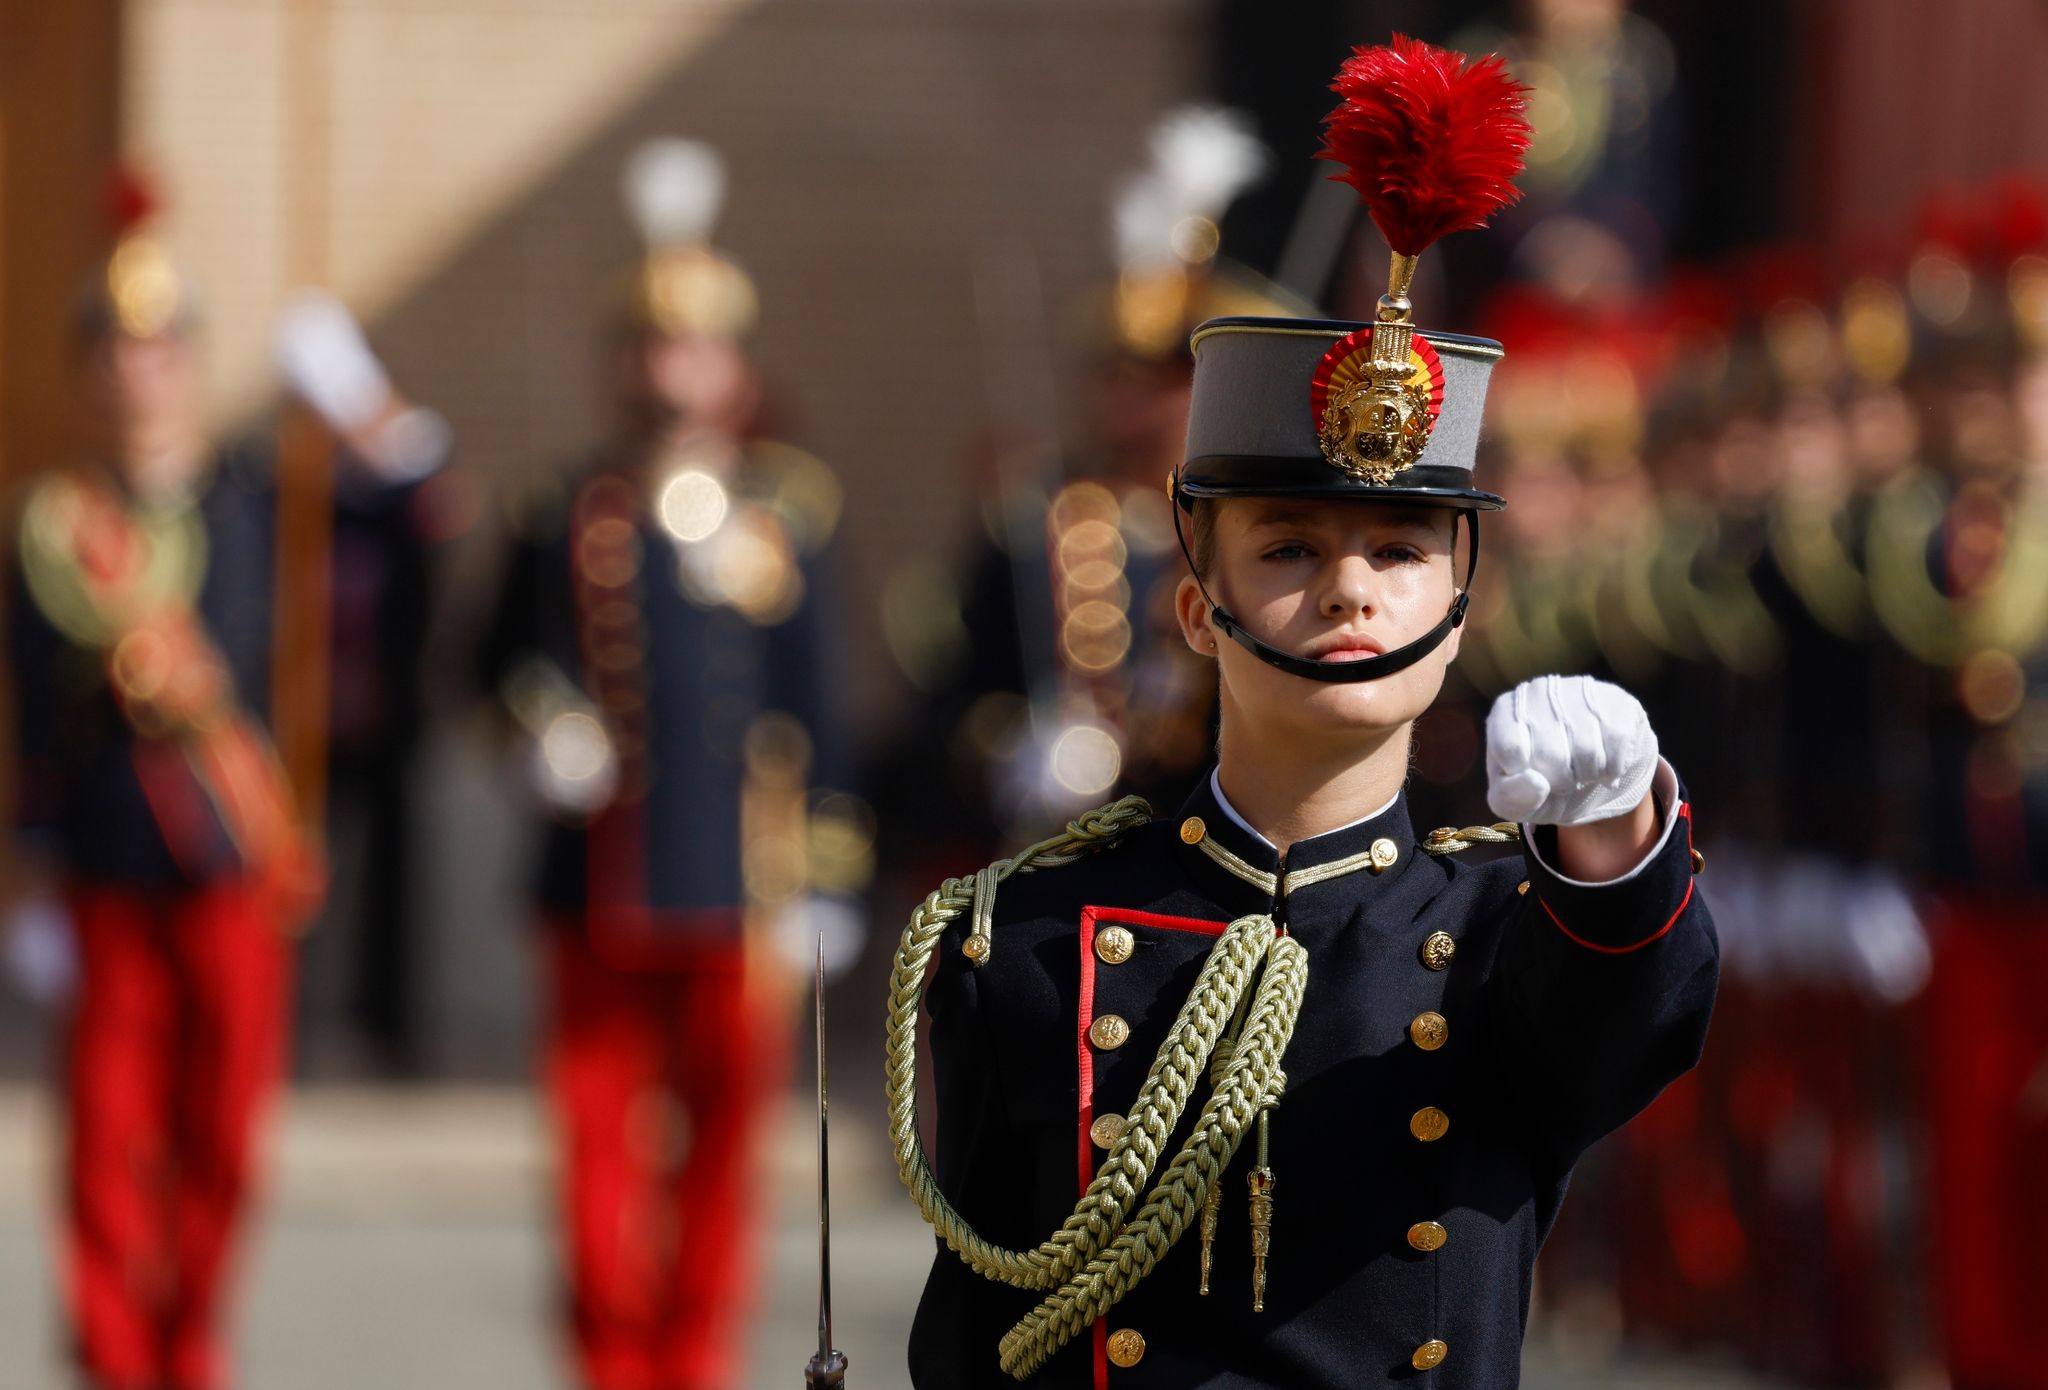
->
[1175, 574, 1217, 658]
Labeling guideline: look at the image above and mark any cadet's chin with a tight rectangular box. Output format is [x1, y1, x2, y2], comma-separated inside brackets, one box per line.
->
[1223, 649, 1446, 743]
[1292, 671, 1441, 737]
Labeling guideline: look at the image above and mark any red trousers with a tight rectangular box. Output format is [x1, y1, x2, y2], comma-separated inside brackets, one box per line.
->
[1927, 894, 2048, 1390]
[62, 880, 289, 1390]
[544, 929, 783, 1390]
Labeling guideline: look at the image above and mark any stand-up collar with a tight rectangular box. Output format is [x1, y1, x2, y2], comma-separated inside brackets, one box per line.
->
[1170, 769, 1420, 914]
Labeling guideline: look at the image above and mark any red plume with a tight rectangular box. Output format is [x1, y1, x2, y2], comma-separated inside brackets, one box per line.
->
[104, 165, 161, 236]
[1316, 35, 1532, 258]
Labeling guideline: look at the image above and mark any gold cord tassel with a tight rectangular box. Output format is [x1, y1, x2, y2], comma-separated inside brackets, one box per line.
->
[1198, 1179, 1222, 1294]
[1247, 1108, 1274, 1312]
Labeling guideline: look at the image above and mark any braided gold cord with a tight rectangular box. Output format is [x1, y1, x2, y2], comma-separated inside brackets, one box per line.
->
[998, 932, 1305, 1377]
[1422, 821, 1523, 854]
[886, 795, 1309, 1379]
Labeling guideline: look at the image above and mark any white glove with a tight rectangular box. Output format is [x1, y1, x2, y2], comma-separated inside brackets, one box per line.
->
[1486, 674, 1658, 827]
[273, 290, 392, 433]
[5, 894, 76, 1006]
[524, 710, 619, 817]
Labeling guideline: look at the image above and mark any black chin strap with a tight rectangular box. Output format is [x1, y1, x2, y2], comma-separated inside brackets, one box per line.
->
[1171, 499, 1479, 685]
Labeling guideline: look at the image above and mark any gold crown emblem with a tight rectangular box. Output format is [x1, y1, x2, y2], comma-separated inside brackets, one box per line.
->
[105, 234, 187, 339]
[1309, 324, 1445, 484]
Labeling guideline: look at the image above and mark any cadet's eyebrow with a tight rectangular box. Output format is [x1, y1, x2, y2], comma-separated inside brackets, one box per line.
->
[1244, 505, 1324, 529]
[1380, 510, 1450, 536]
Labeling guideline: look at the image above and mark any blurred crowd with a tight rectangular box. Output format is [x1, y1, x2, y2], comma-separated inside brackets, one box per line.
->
[1435, 175, 2048, 1388]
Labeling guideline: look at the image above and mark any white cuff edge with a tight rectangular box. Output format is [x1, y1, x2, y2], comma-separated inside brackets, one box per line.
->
[1524, 758, 1683, 888]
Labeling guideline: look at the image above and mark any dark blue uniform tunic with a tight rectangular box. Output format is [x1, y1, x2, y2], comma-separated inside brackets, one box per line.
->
[9, 453, 275, 885]
[480, 461, 847, 927]
[910, 769, 1717, 1387]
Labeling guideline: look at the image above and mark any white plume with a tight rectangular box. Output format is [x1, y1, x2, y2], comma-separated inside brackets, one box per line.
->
[623, 138, 727, 248]
[1112, 105, 1267, 270]
[1151, 106, 1267, 215]
[1112, 171, 1180, 269]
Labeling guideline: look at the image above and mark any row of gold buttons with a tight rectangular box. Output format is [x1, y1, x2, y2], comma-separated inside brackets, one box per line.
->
[1092, 923, 1136, 1151]
[1094, 928, 1147, 1366]
[1410, 925, 1455, 1372]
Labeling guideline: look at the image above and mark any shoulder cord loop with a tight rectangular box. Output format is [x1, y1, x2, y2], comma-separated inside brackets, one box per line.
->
[1421, 821, 1522, 854]
[885, 795, 1309, 1379]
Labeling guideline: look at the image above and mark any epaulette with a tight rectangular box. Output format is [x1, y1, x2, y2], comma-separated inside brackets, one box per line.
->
[944, 795, 1153, 969]
[18, 470, 207, 649]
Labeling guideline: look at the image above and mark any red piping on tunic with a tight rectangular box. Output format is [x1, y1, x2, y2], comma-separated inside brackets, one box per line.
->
[1076, 906, 1230, 1388]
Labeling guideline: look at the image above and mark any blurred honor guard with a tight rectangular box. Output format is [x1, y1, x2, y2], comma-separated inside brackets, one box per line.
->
[2, 174, 446, 1390]
[887, 39, 1717, 1387]
[886, 108, 1292, 857]
[480, 138, 869, 1390]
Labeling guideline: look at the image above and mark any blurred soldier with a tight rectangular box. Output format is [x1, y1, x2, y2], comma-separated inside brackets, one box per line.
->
[881, 108, 1293, 864]
[479, 139, 867, 1390]
[3, 176, 444, 1390]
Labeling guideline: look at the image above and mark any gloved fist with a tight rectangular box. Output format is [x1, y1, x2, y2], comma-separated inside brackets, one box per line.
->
[1486, 675, 1658, 827]
[273, 291, 392, 433]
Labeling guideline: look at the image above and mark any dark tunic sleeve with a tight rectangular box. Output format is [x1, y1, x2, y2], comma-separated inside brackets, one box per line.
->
[1485, 765, 1720, 1172]
[907, 921, 1045, 1387]
[7, 553, 65, 854]
[476, 528, 547, 711]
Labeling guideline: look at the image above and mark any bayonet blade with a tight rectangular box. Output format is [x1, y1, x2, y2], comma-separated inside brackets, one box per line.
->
[805, 932, 848, 1387]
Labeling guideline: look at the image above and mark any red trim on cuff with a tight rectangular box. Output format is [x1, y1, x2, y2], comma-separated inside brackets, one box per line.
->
[1536, 803, 1695, 954]
[1537, 878, 1693, 955]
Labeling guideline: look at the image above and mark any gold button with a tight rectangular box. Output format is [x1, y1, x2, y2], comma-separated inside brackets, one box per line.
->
[1516, 880, 1530, 896]
[1407, 1220, 1448, 1252]
[961, 934, 990, 963]
[1692, 848, 1706, 874]
[1106, 1327, 1146, 1367]
[1412, 1339, 1448, 1370]
[1408, 1012, 1449, 1051]
[1089, 1014, 1131, 1050]
[1095, 925, 1135, 965]
[1409, 1106, 1450, 1142]
[1370, 837, 1399, 871]
[1419, 931, 1456, 971]
[1180, 816, 1206, 845]
[1090, 1113, 1128, 1148]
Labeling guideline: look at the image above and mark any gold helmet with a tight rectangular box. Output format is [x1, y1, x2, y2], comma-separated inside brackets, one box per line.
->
[79, 166, 198, 340]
